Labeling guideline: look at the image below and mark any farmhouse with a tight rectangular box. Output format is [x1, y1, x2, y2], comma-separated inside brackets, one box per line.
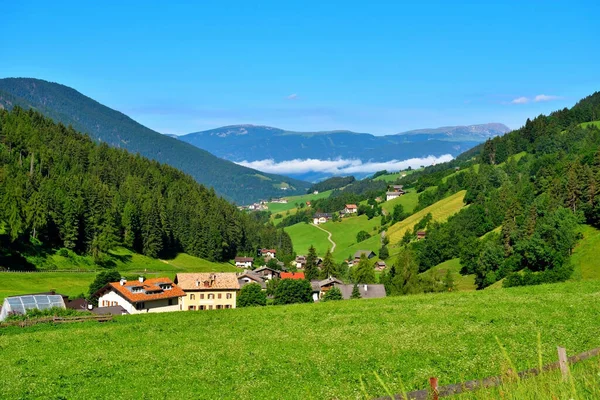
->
[237, 272, 267, 290]
[271, 198, 288, 204]
[353, 250, 376, 265]
[313, 212, 332, 225]
[417, 230, 427, 240]
[95, 277, 184, 314]
[386, 185, 406, 201]
[234, 257, 254, 268]
[175, 273, 239, 310]
[260, 248, 277, 260]
[375, 260, 387, 271]
[254, 266, 280, 280]
[295, 255, 306, 269]
[343, 204, 358, 214]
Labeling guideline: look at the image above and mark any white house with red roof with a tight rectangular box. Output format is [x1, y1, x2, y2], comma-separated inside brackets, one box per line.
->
[344, 204, 358, 214]
[94, 277, 185, 314]
[260, 248, 277, 260]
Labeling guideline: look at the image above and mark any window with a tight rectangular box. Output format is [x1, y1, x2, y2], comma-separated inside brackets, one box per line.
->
[199, 305, 205, 310]
[136, 302, 145, 310]
[200, 294, 204, 299]
[216, 305, 223, 309]
[218, 293, 222, 299]
[208, 305, 213, 310]
[190, 294, 195, 300]
[226, 293, 232, 299]
[168, 299, 174, 306]
[225, 305, 231, 309]
[188, 306, 195, 310]
[208, 294, 214, 299]
[111, 301, 117, 306]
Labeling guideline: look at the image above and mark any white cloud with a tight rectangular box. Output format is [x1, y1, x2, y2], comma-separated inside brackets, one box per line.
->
[511, 96, 530, 104]
[534, 94, 560, 102]
[236, 155, 454, 175]
[286, 93, 298, 100]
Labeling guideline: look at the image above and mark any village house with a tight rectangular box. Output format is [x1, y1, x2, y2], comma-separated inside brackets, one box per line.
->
[271, 198, 288, 204]
[295, 255, 306, 269]
[375, 260, 387, 271]
[353, 250, 376, 265]
[234, 256, 254, 269]
[386, 185, 406, 201]
[175, 273, 239, 310]
[417, 230, 427, 240]
[343, 204, 358, 214]
[313, 212, 332, 225]
[253, 266, 281, 280]
[306, 201, 311, 207]
[95, 277, 184, 314]
[237, 272, 267, 290]
[260, 248, 277, 260]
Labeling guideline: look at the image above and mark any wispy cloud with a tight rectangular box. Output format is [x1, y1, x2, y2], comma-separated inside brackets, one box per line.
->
[286, 93, 298, 100]
[511, 96, 530, 104]
[534, 94, 560, 102]
[236, 155, 453, 175]
[510, 94, 561, 105]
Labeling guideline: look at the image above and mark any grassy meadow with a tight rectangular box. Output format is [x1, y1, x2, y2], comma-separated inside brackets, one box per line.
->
[568, 224, 600, 281]
[381, 189, 420, 214]
[387, 190, 467, 245]
[267, 190, 333, 215]
[424, 258, 476, 291]
[0, 272, 96, 302]
[284, 222, 331, 255]
[2, 281, 600, 399]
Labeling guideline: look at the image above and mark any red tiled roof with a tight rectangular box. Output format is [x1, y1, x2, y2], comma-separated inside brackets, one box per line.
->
[100, 278, 185, 303]
[345, 204, 357, 209]
[261, 249, 276, 254]
[280, 272, 305, 280]
[235, 257, 254, 262]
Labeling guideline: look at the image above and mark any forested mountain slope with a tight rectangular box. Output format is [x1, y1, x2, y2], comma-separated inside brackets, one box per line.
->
[0, 108, 294, 269]
[381, 91, 600, 291]
[0, 78, 309, 204]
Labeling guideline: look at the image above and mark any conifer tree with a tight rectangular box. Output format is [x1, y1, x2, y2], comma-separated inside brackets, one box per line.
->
[304, 245, 319, 281]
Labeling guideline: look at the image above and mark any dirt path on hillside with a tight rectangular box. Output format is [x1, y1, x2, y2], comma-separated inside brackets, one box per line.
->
[312, 224, 336, 252]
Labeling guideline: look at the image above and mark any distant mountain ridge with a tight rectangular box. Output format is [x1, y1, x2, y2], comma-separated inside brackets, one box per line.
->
[179, 123, 511, 180]
[0, 78, 310, 204]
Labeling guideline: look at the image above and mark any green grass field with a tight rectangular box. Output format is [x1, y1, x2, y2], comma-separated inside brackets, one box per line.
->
[387, 190, 467, 245]
[0, 272, 96, 302]
[579, 121, 600, 129]
[441, 164, 480, 184]
[284, 222, 331, 255]
[324, 215, 382, 253]
[571, 224, 600, 281]
[425, 258, 476, 291]
[2, 281, 600, 399]
[266, 190, 333, 214]
[373, 168, 419, 182]
[381, 190, 420, 214]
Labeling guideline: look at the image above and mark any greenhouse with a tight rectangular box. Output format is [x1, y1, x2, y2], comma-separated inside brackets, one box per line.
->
[0, 294, 66, 321]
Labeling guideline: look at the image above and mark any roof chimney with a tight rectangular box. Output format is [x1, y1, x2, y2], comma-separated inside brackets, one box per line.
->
[195, 280, 199, 287]
[138, 276, 144, 283]
[120, 278, 126, 286]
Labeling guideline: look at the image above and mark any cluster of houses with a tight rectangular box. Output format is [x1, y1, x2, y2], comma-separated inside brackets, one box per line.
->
[0, 267, 386, 321]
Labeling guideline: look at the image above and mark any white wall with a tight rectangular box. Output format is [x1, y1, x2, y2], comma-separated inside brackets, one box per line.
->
[98, 289, 181, 314]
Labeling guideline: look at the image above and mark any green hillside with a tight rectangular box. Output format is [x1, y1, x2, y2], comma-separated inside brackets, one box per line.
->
[424, 258, 476, 291]
[387, 190, 467, 244]
[2, 281, 600, 399]
[284, 223, 331, 255]
[571, 224, 600, 281]
[267, 190, 333, 214]
[0, 78, 309, 204]
[381, 189, 420, 214]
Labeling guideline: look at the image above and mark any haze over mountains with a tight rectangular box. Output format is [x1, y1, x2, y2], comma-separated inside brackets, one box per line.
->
[179, 123, 510, 180]
[0, 78, 309, 204]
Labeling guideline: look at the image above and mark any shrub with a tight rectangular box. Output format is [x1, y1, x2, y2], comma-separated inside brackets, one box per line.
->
[356, 230, 371, 242]
[322, 287, 343, 301]
[273, 279, 313, 305]
[237, 283, 267, 307]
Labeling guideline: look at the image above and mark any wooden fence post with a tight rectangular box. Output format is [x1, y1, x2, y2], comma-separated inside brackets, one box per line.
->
[429, 377, 439, 400]
[557, 346, 568, 381]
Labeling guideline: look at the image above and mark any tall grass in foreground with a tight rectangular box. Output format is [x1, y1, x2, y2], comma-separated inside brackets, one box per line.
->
[364, 335, 600, 400]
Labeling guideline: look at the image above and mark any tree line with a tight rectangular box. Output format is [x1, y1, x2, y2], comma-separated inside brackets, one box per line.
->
[0, 108, 293, 267]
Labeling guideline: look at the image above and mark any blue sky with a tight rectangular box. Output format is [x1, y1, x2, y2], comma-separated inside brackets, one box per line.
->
[1, 0, 599, 135]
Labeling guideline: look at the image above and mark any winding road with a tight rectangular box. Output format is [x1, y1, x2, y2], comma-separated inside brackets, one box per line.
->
[312, 223, 336, 252]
